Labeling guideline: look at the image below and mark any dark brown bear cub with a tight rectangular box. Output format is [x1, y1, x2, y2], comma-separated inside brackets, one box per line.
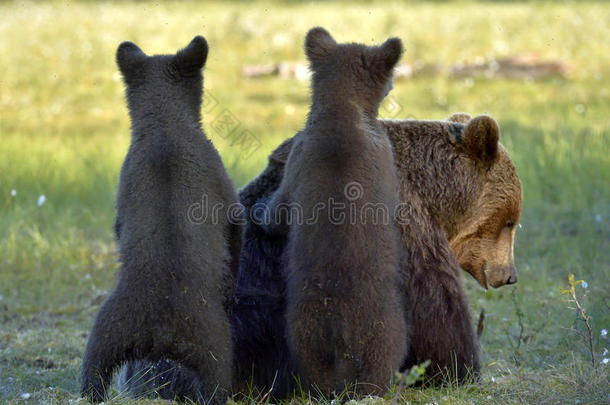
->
[81, 36, 240, 404]
[262, 28, 407, 397]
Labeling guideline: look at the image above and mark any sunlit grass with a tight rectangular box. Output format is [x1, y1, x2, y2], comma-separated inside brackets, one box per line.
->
[0, 0, 609, 403]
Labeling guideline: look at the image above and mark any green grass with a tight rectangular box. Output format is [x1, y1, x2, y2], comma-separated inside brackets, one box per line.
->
[1, 0, 609, 403]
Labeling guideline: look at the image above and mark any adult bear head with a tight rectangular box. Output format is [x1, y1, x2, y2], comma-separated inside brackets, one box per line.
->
[383, 113, 522, 289]
[445, 113, 521, 288]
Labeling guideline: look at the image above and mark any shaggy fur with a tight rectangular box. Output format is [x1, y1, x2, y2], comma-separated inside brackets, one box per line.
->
[117, 137, 297, 400]
[261, 28, 408, 397]
[231, 136, 296, 396]
[116, 138, 297, 400]
[382, 115, 521, 381]
[122, 112, 522, 396]
[236, 114, 521, 389]
[81, 36, 240, 404]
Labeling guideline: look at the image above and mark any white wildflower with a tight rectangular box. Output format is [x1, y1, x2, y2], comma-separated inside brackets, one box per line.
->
[490, 376, 495, 383]
[581, 281, 588, 289]
[602, 358, 609, 365]
[602, 348, 608, 356]
[10, 189, 17, 197]
[37, 194, 46, 207]
[21, 393, 31, 399]
[602, 329, 608, 338]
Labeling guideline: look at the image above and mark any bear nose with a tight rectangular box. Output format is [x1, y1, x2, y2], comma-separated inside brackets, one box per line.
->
[506, 274, 518, 285]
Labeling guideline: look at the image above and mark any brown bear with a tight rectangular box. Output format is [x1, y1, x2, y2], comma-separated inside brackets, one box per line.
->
[231, 136, 295, 396]
[119, 112, 522, 398]
[116, 138, 296, 400]
[238, 112, 521, 390]
[383, 113, 521, 382]
[81, 36, 240, 404]
[259, 27, 407, 397]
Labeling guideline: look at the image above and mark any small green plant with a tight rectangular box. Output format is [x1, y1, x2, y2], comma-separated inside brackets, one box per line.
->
[560, 274, 595, 367]
[507, 287, 526, 366]
[390, 360, 430, 404]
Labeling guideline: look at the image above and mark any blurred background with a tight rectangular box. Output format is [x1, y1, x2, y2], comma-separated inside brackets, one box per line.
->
[0, 1, 608, 403]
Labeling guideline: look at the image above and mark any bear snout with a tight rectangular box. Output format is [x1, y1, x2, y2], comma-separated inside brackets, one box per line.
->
[486, 263, 518, 288]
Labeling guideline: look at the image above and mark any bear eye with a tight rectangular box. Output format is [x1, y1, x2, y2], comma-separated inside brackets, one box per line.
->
[506, 220, 515, 229]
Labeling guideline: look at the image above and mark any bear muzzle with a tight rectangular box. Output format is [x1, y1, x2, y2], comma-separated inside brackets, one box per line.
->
[485, 262, 518, 288]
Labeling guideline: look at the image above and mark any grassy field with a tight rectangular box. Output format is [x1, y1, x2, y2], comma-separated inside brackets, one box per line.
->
[1, 0, 609, 403]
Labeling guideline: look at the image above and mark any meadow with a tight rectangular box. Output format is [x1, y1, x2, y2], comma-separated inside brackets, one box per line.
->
[0, 0, 609, 403]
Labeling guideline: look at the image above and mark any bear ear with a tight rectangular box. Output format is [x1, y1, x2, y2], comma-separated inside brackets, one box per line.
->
[375, 37, 403, 73]
[116, 41, 147, 79]
[305, 27, 337, 67]
[173, 35, 208, 76]
[447, 112, 472, 124]
[463, 115, 500, 166]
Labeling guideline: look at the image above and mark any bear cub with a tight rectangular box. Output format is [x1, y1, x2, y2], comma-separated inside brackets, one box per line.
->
[117, 137, 298, 400]
[262, 28, 407, 397]
[231, 136, 296, 397]
[81, 36, 240, 404]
